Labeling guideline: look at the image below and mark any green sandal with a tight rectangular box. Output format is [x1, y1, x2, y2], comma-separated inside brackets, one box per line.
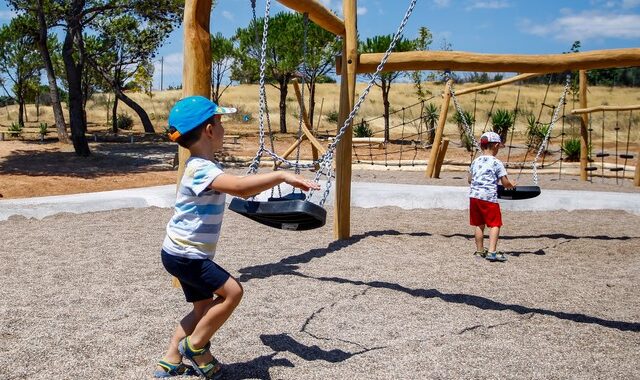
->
[474, 248, 488, 258]
[178, 337, 223, 380]
[153, 359, 197, 378]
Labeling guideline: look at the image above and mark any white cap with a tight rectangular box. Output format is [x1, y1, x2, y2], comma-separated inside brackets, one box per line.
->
[480, 131, 502, 144]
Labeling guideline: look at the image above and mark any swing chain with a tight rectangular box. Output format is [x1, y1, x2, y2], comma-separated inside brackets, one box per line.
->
[249, 0, 417, 205]
[449, 77, 482, 152]
[531, 74, 570, 185]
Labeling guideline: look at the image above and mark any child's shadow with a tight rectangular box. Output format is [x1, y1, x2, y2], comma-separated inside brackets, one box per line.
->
[221, 352, 294, 380]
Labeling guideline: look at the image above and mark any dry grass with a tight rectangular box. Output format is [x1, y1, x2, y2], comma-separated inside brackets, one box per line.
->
[1, 82, 638, 146]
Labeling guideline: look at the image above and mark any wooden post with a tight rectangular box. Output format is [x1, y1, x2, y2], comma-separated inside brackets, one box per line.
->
[426, 79, 452, 178]
[579, 70, 589, 181]
[433, 138, 449, 178]
[173, 0, 212, 288]
[634, 146, 640, 186]
[334, 0, 356, 240]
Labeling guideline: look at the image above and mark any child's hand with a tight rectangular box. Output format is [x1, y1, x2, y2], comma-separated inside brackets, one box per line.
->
[283, 173, 321, 191]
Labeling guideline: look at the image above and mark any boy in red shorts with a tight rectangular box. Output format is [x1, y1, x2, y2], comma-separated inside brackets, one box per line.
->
[468, 132, 516, 262]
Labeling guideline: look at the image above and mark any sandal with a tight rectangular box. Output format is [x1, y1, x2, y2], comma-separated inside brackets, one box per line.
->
[153, 359, 198, 378]
[178, 337, 224, 380]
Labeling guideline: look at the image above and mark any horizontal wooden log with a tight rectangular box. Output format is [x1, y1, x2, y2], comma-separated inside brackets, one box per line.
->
[337, 48, 640, 74]
[571, 104, 640, 114]
[453, 73, 543, 96]
[277, 0, 344, 36]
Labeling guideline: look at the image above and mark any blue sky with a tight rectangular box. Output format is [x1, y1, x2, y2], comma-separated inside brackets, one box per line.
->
[1, 0, 639, 89]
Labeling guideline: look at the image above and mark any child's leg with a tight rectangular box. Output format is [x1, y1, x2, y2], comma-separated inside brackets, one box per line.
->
[187, 277, 243, 366]
[159, 299, 222, 365]
[474, 224, 485, 251]
[488, 226, 500, 252]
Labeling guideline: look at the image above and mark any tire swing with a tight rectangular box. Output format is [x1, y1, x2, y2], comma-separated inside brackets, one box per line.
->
[450, 74, 571, 200]
[228, 0, 418, 229]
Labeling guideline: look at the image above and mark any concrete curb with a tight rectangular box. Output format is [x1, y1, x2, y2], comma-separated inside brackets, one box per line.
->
[1, 183, 639, 221]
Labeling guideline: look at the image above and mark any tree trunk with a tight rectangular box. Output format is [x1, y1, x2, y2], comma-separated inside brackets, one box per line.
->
[17, 96, 24, 127]
[116, 89, 155, 133]
[278, 76, 289, 133]
[308, 79, 316, 130]
[35, 4, 69, 144]
[382, 81, 390, 142]
[62, 16, 90, 156]
[111, 96, 118, 133]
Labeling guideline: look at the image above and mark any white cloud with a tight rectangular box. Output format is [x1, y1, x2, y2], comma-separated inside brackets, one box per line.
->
[433, 0, 451, 8]
[0, 10, 16, 21]
[154, 53, 183, 77]
[221, 11, 234, 21]
[357, 7, 368, 15]
[521, 12, 640, 41]
[622, 0, 640, 8]
[465, 1, 510, 11]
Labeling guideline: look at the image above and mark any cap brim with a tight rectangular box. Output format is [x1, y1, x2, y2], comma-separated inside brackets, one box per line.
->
[215, 106, 237, 114]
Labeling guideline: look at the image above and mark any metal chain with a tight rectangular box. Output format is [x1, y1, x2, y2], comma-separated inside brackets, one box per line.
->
[531, 74, 570, 185]
[249, 0, 417, 204]
[294, 13, 309, 176]
[312, 0, 418, 204]
[248, 0, 272, 175]
[449, 78, 482, 152]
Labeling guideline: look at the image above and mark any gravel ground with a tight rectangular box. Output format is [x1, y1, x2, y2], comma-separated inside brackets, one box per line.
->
[1, 202, 639, 379]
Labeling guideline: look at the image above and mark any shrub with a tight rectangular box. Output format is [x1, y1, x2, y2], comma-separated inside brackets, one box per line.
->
[452, 109, 476, 152]
[423, 102, 439, 144]
[491, 108, 515, 142]
[561, 138, 581, 161]
[38, 122, 49, 135]
[525, 114, 549, 151]
[326, 109, 339, 124]
[116, 113, 134, 130]
[353, 120, 373, 137]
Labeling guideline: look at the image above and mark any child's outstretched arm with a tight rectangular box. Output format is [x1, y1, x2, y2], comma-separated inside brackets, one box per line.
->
[210, 171, 321, 198]
[500, 175, 516, 189]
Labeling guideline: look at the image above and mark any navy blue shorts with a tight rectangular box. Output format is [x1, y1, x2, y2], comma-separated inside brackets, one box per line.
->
[161, 250, 231, 303]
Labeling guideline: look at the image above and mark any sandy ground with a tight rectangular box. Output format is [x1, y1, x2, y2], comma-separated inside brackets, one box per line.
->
[0, 206, 639, 379]
[0, 137, 639, 379]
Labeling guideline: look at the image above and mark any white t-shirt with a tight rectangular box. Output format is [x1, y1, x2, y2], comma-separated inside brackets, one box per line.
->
[469, 155, 507, 203]
[162, 157, 226, 259]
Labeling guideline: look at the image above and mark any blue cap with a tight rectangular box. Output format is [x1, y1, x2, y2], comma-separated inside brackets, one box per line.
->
[167, 96, 236, 141]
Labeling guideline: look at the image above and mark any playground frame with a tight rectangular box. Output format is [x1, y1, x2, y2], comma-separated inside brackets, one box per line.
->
[179, 0, 640, 239]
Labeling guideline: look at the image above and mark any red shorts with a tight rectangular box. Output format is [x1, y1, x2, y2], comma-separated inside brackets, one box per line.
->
[469, 198, 503, 227]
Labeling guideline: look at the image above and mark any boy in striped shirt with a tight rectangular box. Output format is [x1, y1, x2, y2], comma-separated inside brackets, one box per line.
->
[156, 96, 319, 379]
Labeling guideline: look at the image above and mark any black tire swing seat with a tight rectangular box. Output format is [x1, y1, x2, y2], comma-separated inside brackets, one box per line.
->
[228, 192, 327, 231]
[497, 185, 541, 200]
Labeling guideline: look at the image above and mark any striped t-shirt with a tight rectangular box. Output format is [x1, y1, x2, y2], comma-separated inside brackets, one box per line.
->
[162, 157, 226, 259]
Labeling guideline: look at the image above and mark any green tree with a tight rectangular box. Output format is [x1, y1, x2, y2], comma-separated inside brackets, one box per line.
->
[85, 12, 174, 134]
[210, 32, 235, 104]
[9, 0, 181, 156]
[360, 34, 416, 141]
[7, 0, 69, 143]
[234, 12, 305, 133]
[0, 16, 42, 128]
[411, 26, 433, 101]
[301, 19, 341, 129]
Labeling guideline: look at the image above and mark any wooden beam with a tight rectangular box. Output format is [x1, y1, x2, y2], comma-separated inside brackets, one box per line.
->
[274, 79, 326, 169]
[334, 0, 356, 240]
[433, 138, 449, 178]
[337, 48, 640, 74]
[178, 0, 213, 187]
[173, 0, 213, 289]
[579, 70, 589, 182]
[426, 79, 452, 178]
[277, 0, 345, 35]
[453, 73, 543, 96]
[571, 104, 640, 114]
